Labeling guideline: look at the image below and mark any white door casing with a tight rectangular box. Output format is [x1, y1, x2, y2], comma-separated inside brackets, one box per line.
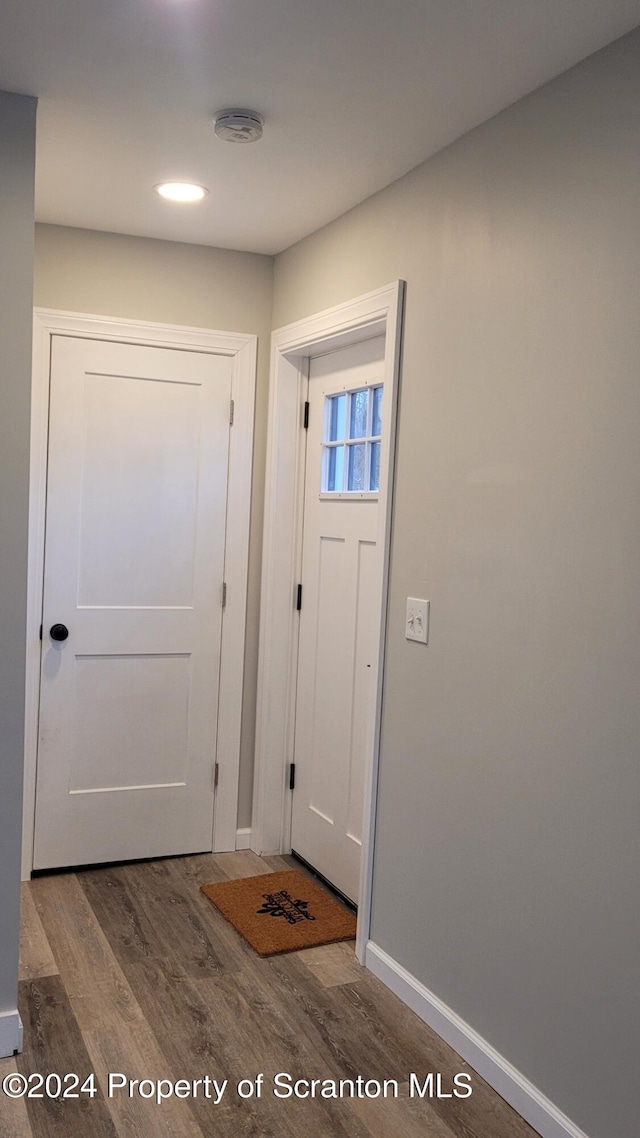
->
[252, 282, 404, 959]
[23, 310, 256, 877]
[291, 337, 385, 902]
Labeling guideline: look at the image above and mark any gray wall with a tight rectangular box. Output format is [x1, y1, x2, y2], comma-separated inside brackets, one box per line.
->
[34, 225, 274, 828]
[0, 92, 37, 1041]
[273, 30, 640, 1138]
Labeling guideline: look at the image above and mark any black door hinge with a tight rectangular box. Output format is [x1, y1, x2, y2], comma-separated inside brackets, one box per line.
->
[303, 401, 310, 429]
[39, 624, 43, 641]
[296, 584, 302, 611]
[214, 762, 220, 790]
[229, 399, 235, 426]
[289, 763, 296, 790]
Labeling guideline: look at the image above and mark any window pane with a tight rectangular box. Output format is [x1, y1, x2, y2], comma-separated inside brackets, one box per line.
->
[327, 445, 345, 491]
[349, 390, 368, 439]
[347, 443, 366, 491]
[369, 441, 381, 491]
[329, 394, 346, 442]
[372, 387, 383, 437]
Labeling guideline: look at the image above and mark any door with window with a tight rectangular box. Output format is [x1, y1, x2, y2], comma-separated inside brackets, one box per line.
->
[291, 335, 385, 902]
[33, 335, 232, 870]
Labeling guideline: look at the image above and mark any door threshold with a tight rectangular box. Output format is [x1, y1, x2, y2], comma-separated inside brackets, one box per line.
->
[31, 849, 212, 878]
[290, 850, 358, 913]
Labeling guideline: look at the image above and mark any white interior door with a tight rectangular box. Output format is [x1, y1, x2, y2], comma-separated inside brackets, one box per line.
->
[33, 335, 232, 870]
[291, 336, 385, 902]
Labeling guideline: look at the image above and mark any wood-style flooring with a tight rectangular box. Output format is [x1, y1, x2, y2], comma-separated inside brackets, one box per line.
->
[1, 851, 539, 1138]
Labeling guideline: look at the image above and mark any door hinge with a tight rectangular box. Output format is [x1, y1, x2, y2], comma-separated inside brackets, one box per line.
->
[222, 582, 227, 608]
[296, 583, 302, 611]
[303, 400, 310, 429]
[229, 399, 235, 426]
[39, 624, 43, 641]
[289, 763, 296, 791]
[214, 762, 220, 790]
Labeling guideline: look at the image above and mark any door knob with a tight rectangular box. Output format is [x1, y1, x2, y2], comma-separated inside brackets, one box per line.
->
[50, 623, 69, 642]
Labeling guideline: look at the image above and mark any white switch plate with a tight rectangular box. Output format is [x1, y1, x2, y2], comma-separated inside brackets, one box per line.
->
[406, 598, 430, 643]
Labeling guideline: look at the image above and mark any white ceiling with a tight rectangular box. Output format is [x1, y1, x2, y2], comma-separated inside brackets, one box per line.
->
[2, 0, 639, 254]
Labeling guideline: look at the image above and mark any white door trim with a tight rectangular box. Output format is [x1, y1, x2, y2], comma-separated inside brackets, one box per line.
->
[23, 308, 257, 878]
[252, 281, 404, 961]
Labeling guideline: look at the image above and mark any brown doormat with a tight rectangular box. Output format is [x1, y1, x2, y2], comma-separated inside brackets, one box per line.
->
[200, 870, 356, 956]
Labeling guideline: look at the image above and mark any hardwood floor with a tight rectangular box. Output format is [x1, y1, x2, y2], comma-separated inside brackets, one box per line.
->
[0, 852, 540, 1138]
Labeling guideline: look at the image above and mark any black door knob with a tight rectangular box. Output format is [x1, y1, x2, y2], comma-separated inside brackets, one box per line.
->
[50, 623, 69, 642]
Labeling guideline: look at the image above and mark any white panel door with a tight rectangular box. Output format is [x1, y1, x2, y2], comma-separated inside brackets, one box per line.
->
[33, 335, 232, 870]
[291, 336, 385, 902]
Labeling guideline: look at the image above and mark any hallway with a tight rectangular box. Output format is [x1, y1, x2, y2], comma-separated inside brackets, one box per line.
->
[2, 851, 537, 1138]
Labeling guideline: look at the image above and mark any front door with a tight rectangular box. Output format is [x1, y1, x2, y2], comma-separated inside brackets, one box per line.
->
[291, 336, 385, 902]
[33, 335, 232, 870]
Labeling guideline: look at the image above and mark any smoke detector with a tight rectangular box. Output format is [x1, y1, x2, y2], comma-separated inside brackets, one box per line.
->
[213, 109, 264, 144]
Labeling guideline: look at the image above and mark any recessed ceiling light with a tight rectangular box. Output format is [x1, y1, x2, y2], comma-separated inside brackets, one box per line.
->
[154, 182, 208, 203]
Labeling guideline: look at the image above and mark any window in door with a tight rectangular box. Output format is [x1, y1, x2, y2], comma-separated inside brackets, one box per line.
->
[322, 384, 382, 496]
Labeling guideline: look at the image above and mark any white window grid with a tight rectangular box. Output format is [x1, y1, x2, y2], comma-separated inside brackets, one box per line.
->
[321, 384, 382, 496]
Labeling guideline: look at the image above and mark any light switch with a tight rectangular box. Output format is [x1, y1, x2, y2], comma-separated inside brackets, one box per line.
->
[405, 598, 429, 644]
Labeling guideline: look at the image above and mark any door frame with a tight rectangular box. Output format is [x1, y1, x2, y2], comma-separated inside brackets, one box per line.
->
[22, 308, 257, 879]
[252, 281, 404, 961]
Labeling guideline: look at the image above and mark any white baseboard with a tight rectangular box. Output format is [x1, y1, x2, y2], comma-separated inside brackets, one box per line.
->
[235, 827, 252, 850]
[365, 942, 590, 1138]
[0, 1011, 23, 1058]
